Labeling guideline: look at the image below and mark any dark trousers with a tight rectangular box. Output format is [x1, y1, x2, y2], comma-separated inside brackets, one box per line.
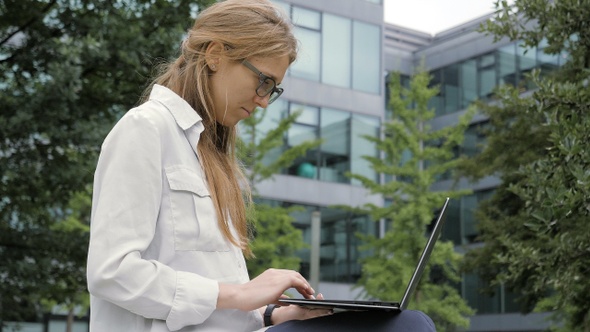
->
[268, 310, 436, 331]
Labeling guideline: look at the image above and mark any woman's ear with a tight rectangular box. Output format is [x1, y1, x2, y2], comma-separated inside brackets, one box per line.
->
[206, 42, 224, 71]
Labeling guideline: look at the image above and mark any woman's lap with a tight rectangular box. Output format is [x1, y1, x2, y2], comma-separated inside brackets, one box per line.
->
[268, 310, 436, 332]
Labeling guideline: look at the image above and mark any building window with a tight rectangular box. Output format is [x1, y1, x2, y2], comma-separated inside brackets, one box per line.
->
[286, 103, 320, 179]
[463, 273, 502, 314]
[322, 14, 352, 88]
[273, 0, 290, 15]
[463, 189, 494, 244]
[291, 9, 321, 81]
[417, 40, 566, 118]
[352, 21, 381, 93]
[462, 273, 523, 314]
[289, 203, 377, 283]
[319, 108, 351, 183]
[461, 121, 488, 157]
[429, 69, 443, 116]
[350, 114, 380, 186]
[460, 59, 478, 109]
[440, 189, 494, 246]
[241, 100, 379, 185]
[240, 99, 289, 170]
[282, 103, 379, 185]
[516, 44, 538, 90]
[443, 64, 460, 115]
[498, 43, 518, 87]
[286, 4, 381, 94]
[442, 198, 462, 245]
[478, 52, 497, 99]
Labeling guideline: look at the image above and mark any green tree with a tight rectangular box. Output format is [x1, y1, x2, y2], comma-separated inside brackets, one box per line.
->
[0, 0, 213, 325]
[460, 0, 590, 330]
[239, 107, 321, 277]
[350, 70, 475, 331]
[41, 187, 92, 332]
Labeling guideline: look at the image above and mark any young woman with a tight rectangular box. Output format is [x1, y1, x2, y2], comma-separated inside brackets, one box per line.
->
[86, 1, 436, 331]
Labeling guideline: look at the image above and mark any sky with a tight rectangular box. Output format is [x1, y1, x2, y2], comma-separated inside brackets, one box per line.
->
[384, 0, 498, 35]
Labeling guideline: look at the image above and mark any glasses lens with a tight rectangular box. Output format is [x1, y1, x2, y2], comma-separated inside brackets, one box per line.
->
[257, 78, 275, 97]
[268, 87, 283, 104]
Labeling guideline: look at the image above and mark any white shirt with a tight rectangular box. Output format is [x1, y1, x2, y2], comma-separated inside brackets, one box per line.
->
[87, 85, 267, 332]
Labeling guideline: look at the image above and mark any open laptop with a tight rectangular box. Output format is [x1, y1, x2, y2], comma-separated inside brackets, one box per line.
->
[279, 197, 450, 312]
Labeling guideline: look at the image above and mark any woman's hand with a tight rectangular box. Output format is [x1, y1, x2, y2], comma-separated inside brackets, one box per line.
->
[270, 293, 334, 325]
[217, 268, 315, 311]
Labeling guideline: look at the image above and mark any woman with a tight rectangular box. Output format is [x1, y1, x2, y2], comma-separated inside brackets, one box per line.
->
[86, 0, 436, 331]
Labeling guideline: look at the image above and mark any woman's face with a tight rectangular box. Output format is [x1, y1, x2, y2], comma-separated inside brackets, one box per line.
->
[209, 53, 290, 127]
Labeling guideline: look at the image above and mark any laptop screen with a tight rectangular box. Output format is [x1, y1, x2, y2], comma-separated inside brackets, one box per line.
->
[399, 197, 450, 309]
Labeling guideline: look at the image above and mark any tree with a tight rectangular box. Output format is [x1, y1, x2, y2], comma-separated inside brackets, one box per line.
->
[40, 187, 92, 332]
[350, 70, 475, 331]
[460, 0, 590, 330]
[0, 0, 214, 325]
[239, 107, 322, 278]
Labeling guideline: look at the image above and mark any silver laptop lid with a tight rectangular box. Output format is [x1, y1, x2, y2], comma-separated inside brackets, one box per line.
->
[399, 197, 450, 310]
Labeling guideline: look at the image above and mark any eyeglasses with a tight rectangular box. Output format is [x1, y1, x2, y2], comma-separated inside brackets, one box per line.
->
[242, 59, 284, 105]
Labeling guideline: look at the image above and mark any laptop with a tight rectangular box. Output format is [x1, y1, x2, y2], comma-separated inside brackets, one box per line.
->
[279, 197, 450, 312]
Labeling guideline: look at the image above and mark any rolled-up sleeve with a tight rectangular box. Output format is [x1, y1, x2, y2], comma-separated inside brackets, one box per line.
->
[166, 271, 219, 331]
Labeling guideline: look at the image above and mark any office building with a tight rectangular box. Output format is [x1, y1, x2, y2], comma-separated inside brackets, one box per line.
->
[253, 0, 564, 331]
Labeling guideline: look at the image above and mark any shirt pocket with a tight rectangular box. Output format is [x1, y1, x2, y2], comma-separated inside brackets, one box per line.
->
[165, 165, 230, 252]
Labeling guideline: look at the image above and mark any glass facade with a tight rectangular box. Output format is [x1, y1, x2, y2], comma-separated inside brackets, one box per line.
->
[243, 0, 383, 283]
[243, 99, 380, 185]
[440, 190, 495, 246]
[278, 1, 382, 94]
[254, 198, 376, 283]
[427, 41, 564, 116]
[463, 273, 522, 314]
[287, 202, 377, 283]
[440, 190, 526, 314]
[461, 122, 489, 158]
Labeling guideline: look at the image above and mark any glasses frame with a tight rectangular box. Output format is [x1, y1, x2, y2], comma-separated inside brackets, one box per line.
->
[241, 59, 284, 105]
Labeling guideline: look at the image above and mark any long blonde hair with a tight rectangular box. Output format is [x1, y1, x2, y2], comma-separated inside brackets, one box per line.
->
[143, 0, 298, 257]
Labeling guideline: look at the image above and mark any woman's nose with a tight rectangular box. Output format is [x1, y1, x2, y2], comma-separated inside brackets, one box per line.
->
[254, 94, 270, 109]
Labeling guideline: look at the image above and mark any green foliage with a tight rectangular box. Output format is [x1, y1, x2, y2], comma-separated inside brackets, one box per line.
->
[246, 203, 307, 278]
[0, 0, 214, 324]
[462, 72, 590, 331]
[352, 70, 475, 331]
[483, 0, 590, 82]
[239, 106, 321, 277]
[457, 84, 548, 180]
[462, 0, 590, 330]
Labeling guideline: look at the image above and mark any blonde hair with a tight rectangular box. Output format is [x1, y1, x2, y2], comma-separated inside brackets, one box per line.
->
[142, 0, 297, 257]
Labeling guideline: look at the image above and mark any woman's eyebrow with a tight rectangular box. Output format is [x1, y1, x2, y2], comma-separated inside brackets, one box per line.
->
[262, 70, 278, 81]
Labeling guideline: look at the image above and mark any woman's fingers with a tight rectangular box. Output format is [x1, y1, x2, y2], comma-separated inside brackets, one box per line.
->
[237, 268, 317, 310]
[270, 269, 314, 298]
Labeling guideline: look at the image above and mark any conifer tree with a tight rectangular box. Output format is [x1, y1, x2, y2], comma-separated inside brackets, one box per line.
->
[351, 70, 475, 331]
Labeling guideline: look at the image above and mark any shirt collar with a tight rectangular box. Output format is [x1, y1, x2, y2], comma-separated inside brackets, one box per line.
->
[149, 84, 202, 131]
